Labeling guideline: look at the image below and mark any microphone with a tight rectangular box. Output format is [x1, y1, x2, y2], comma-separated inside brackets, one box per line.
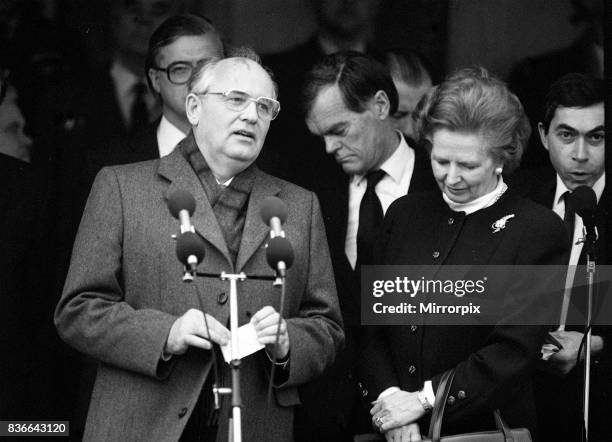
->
[176, 231, 206, 275]
[260, 196, 288, 238]
[168, 189, 196, 233]
[266, 236, 294, 278]
[570, 185, 598, 243]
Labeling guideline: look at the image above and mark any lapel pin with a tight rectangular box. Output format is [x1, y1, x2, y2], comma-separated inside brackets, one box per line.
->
[491, 214, 515, 233]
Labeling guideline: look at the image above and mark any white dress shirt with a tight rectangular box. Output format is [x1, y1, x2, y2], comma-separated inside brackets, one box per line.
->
[345, 132, 415, 269]
[156, 115, 187, 157]
[553, 173, 605, 328]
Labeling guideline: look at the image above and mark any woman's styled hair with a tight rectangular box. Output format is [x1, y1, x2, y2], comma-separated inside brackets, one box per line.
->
[415, 67, 530, 173]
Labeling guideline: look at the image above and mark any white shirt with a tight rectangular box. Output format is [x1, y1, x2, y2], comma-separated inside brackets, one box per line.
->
[157, 115, 187, 157]
[109, 60, 157, 126]
[442, 177, 508, 215]
[345, 132, 415, 269]
[553, 173, 606, 266]
[553, 173, 605, 328]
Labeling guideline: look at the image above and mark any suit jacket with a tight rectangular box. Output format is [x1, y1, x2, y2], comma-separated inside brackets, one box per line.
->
[54, 141, 344, 442]
[527, 178, 611, 442]
[291, 144, 436, 441]
[315, 143, 437, 327]
[360, 189, 569, 436]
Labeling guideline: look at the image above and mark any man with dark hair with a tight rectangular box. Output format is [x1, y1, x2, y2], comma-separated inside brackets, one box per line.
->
[55, 49, 343, 442]
[261, 0, 382, 188]
[528, 72, 610, 442]
[296, 51, 436, 441]
[94, 13, 224, 166]
[382, 49, 434, 143]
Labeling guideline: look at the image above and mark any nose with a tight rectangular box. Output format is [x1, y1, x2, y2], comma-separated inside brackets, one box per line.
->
[572, 138, 588, 162]
[324, 137, 340, 154]
[445, 164, 461, 185]
[240, 100, 259, 123]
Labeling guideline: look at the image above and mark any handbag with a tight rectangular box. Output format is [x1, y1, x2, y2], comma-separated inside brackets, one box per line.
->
[425, 369, 532, 442]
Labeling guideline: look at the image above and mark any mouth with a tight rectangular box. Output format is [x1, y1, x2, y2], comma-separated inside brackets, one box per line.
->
[569, 171, 590, 179]
[233, 129, 256, 140]
[445, 186, 467, 194]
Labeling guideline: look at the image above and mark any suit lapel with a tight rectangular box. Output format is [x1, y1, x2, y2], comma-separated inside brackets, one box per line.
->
[157, 147, 232, 265]
[235, 170, 281, 272]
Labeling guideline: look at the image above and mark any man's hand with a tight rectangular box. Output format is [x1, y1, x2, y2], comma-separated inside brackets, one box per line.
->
[371, 390, 426, 433]
[547, 330, 604, 375]
[251, 306, 290, 359]
[165, 309, 230, 356]
[384, 423, 422, 441]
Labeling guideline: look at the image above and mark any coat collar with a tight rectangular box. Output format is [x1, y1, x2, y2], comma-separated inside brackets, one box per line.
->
[157, 135, 281, 271]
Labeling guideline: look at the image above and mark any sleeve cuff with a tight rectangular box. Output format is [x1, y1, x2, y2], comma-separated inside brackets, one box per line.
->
[423, 380, 435, 405]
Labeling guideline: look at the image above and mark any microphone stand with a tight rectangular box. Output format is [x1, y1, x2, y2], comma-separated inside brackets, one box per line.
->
[184, 269, 276, 442]
[580, 226, 598, 442]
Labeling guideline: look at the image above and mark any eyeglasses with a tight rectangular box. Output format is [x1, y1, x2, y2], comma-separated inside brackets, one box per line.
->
[195, 89, 281, 121]
[151, 61, 196, 85]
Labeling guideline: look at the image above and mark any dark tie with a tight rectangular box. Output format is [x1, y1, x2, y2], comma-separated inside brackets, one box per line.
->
[130, 82, 149, 130]
[356, 169, 386, 267]
[563, 191, 575, 244]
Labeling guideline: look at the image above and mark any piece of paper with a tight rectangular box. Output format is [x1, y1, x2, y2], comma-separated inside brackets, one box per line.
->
[220, 322, 265, 363]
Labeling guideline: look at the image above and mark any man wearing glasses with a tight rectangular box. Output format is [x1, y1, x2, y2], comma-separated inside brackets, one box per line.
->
[55, 49, 343, 442]
[146, 14, 223, 159]
[94, 14, 224, 167]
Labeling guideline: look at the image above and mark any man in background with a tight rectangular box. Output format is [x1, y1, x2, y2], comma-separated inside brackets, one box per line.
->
[297, 51, 436, 441]
[528, 72, 609, 442]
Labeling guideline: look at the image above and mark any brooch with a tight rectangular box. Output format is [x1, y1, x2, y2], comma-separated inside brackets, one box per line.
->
[491, 214, 515, 233]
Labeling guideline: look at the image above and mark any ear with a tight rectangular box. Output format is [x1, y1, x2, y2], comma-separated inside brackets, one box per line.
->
[148, 69, 161, 95]
[185, 93, 201, 126]
[371, 90, 390, 119]
[537, 122, 549, 151]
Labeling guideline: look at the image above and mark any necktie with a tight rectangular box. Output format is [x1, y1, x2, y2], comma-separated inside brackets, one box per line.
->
[563, 191, 575, 244]
[356, 169, 386, 267]
[130, 82, 149, 131]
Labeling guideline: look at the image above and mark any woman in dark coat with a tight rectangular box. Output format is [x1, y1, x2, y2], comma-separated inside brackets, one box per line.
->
[361, 68, 569, 441]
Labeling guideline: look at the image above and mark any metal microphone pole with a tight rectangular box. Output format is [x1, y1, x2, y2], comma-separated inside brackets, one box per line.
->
[222, 272, 246, 442]
[581, 226, 598, 442]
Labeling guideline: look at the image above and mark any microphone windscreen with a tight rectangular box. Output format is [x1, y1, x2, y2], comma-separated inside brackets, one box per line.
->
[176, 231, 206, 266]
[167, 189, 196, 219]
[260, 196, 288, 225]
[570, 185, 597, 218]
[266, 236, 294, 270]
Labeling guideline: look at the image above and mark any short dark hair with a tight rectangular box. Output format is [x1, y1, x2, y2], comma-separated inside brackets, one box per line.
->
[541, 73, 604, 133]
[145, 14, 223, 91]
[303, 51, 398, 119]
[415, 67, 530, 173]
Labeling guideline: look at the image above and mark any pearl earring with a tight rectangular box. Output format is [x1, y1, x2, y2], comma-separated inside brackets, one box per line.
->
[495, 167, 503, 175]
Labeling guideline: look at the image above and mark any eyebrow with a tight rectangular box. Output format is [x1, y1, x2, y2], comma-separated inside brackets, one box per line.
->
[554, 123, 604, 133]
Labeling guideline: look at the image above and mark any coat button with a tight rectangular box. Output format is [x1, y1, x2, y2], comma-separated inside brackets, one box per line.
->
[432, 250, 440, 259]
[408, 365, 416, 374]
[457, 390, 466, 400]
[217, 292, 228, 305]
[447, 396, 456, 406]
[178, 407, 188, 418]
[448, 217, 455, 225]
[410, 325, 418, 333]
